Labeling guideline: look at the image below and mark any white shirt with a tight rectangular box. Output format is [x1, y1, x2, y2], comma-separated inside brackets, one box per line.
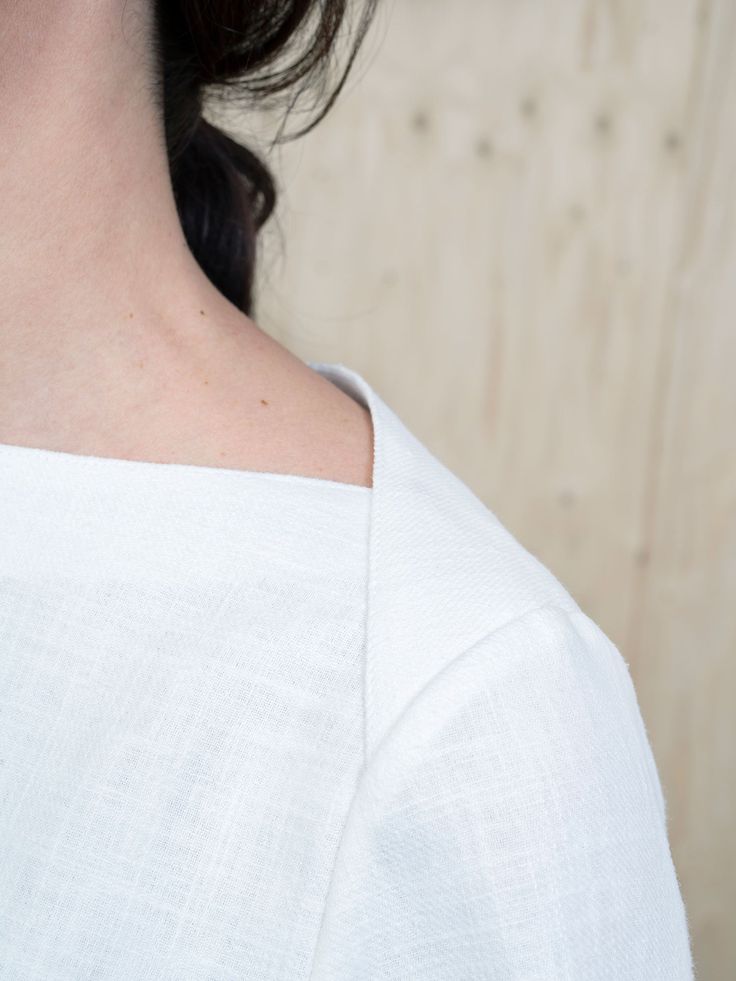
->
[0, 360, 694, 979]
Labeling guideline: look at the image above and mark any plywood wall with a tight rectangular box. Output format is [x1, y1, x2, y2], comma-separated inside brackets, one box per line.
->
[219, 1, 736, 975]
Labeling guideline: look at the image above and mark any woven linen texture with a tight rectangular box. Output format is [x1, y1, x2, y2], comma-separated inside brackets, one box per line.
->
[0, 454, 370, 980]
[0, 360, 693, 979]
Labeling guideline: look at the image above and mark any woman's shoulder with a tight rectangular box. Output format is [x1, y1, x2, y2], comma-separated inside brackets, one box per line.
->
[306, 364, 694, 979]
[309, 593, 694, 980]
[310, 361, 587, 750]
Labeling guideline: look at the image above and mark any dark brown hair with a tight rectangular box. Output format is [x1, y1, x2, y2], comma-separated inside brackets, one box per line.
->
[152, 1, 379, 316]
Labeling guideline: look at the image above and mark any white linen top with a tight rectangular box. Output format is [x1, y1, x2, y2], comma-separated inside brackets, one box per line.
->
[0, 360, 694, 980]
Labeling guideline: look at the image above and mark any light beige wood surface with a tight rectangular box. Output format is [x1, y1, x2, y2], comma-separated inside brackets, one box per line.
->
[216, 1, 736, 976]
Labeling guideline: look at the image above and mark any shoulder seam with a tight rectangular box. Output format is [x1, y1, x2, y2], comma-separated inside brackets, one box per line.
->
[307, 597, 582, 979]
[366, 597, 580, 771]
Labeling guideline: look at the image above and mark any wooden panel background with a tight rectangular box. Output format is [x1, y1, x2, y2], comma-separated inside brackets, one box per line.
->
[214, 1, 736, 976]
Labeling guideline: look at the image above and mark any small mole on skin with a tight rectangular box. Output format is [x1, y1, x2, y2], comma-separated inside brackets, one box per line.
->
[200, 309, 205, 315]
[260, 399, 269, 406]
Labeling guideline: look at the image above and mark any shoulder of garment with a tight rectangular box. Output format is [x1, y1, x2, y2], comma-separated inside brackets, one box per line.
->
[307, 362, 695, 980]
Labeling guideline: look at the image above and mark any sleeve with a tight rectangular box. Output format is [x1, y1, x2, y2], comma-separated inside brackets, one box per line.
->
[308, 603, 694, 980]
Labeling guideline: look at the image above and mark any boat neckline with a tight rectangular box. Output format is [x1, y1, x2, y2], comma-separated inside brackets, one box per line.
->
[0, 360, 372, 494]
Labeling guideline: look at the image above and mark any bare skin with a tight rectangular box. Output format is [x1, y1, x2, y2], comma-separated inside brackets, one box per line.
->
[0, 0, 374, 489]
